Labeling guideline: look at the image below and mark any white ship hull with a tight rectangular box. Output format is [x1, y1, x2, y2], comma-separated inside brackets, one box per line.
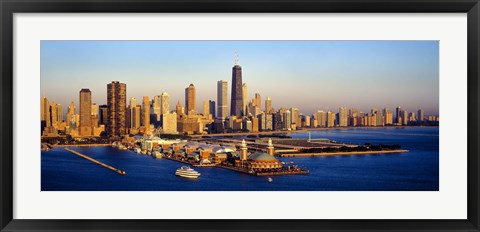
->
[175, 167, 200, 179]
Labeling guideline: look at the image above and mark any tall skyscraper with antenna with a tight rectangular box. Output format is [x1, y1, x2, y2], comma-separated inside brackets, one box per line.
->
[231, 52, 244, 117]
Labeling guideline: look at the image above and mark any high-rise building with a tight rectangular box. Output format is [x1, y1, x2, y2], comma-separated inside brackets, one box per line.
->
[107, 81, 127, 137]
[327, 111, 335, 127]
[217, 80, 228, 120]
[209, 100, 215, 118]
[91, 103, 99, 127]
[283, 110, 292, 130]
[396, 106, 402, 124]
[132, 104, 141, 129]
[79, 88, 92, 136]
[50, 101, 58, 126]
[141, 96, 150, 127]
[162, 112, 177, 134]
[338, 107, 348, 127]
[161, 92, 170, 115]
[265, 97, 272, 114]
[203, 100, 210, 117]
[41, 97, 51, 127]
[185, 84, 196, 115]
[99, 104, 108, 125]
[153, 95, 161, 122]
[418, 109, 425, 122]
[176, 101, 185, 118]
[242, 83, 248, 116]
[231, 60, 244, 117]
[384, 108, 393, 125]
[316, 110, 327, 127]
[56, 104, 63, 122]
[66, 101, 75, 127]
[255, 93, 261, 109]
[290, 108, 300, 127]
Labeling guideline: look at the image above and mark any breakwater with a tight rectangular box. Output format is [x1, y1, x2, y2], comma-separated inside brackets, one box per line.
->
[64, 148, 126, 175]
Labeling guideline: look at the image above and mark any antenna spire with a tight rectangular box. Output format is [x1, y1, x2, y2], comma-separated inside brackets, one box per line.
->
[234, 51, 240, 65]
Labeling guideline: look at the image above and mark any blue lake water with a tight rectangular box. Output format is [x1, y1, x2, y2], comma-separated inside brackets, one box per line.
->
[41, 127, 439, 191]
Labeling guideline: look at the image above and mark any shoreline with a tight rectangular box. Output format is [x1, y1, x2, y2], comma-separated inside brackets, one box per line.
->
[53, 144, 111, 147]
[278, 149, 409, 157]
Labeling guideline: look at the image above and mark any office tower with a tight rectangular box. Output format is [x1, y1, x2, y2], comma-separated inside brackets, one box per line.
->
[153, 95, 161, 122]
[257, 113, 266, 131]
[231, 58, 244, 117]
[203, 100, 210, 117]
[142, 96, 150, 127]
[91, 103, 99, 127]
[401, 110, 409, 125]
[383, 108, 393, 125]
[162, 112, 177, 134]
[217, 80, 228, 120]
[304, 115, 311, 127]
[107, 81, 127, 137]
[66, 101, 75, 127]
[338, 107, 347, 127]
[408, 112, 416, 122]
[176, 101, 185, 117]
[79, 89, 92, 136]
[185, 84, 196, 115]
[371, 108, 383, 126]
[348, 108, 358, 126]
[418, 109, 425, 122]
[265, 113, 273, 130]
[396, 106, 402, 124]
[41, 97, 51, 127]
[327, 111, 335, 127]
[209, 100, 215, 118]
[242, 83, 248, 115]
[50, 101, 57, 126]
[265, 97, 272, 114]
[99, 105, 108, 125]
[316, 110, 327, 127]
[132, 104, 141, 129]
[129, 97, 137, 109]
[255, 93, 261, 109]
[290, 108, 300, 127]
[161, 92, 170, 115]
[283, 110, 292, 130]
[55, 104, 63, 122]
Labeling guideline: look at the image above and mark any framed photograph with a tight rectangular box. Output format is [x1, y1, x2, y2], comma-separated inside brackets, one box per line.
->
[1, 0, 479, 231]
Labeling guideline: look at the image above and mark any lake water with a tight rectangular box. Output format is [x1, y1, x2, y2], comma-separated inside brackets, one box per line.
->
[41, 127, 439, 191]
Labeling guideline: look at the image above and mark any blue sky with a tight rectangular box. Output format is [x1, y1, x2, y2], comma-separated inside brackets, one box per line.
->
[41, 41, 439, 115]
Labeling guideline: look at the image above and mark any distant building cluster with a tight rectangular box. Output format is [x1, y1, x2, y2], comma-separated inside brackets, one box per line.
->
[41, 59, 439, 138]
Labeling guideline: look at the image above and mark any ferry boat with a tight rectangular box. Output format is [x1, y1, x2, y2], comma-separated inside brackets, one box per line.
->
[175, 166, 200, 179]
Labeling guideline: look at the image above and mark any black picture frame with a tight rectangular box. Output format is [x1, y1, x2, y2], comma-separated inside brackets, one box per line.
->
[1, 0, 479, 231]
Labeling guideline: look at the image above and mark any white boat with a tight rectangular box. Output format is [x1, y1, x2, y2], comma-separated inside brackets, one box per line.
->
[175, 166, 200, 179]
[268, 177, 273, 182]
[134, 148, 141, 154]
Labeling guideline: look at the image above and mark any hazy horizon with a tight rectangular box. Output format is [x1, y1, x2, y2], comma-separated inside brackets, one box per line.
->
[41, 40, 439, 116]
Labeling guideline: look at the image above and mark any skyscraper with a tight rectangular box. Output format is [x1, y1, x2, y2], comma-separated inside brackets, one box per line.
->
[142, 96, 150, 127]
[56, 103, 63, 122]
[185, 84, 196, 115]
[153, 95, 161, 122]
[418, 109, 425, 122]
[231, 59, 244, 117]
[161, 92, 170, 115]
[79, 88, 92, 136]
[396, 106, 402, 124]
[241, 83, 247, 116]
[265, 97, 272, 114]
[107, 81, 127, 137]
[50, 101, 57, 126]
[203, 100, 210, 117]
[41, 97, 51, 127]
[66, 101, 75, 127]
[255, 93, 261, 109]
[209, 100, 216, 118]
[217, 80, 228, 120]
[99, 104, 108, 125]
[339, 107, 348, 127]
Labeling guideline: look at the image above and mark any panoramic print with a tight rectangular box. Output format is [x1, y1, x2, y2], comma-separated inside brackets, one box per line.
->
[40, 41, 439, 191]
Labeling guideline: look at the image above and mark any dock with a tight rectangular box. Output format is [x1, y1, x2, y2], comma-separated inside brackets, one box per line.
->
[64, 148, 126, 175]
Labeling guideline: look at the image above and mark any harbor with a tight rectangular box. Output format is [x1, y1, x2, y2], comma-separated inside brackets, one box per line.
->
[41, 127, 439, 191]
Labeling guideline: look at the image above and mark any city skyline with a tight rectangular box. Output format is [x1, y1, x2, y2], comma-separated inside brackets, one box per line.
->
[41, 41, 439, 115]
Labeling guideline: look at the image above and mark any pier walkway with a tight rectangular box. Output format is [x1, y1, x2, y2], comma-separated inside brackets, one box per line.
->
[64, 148, 126, 175]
